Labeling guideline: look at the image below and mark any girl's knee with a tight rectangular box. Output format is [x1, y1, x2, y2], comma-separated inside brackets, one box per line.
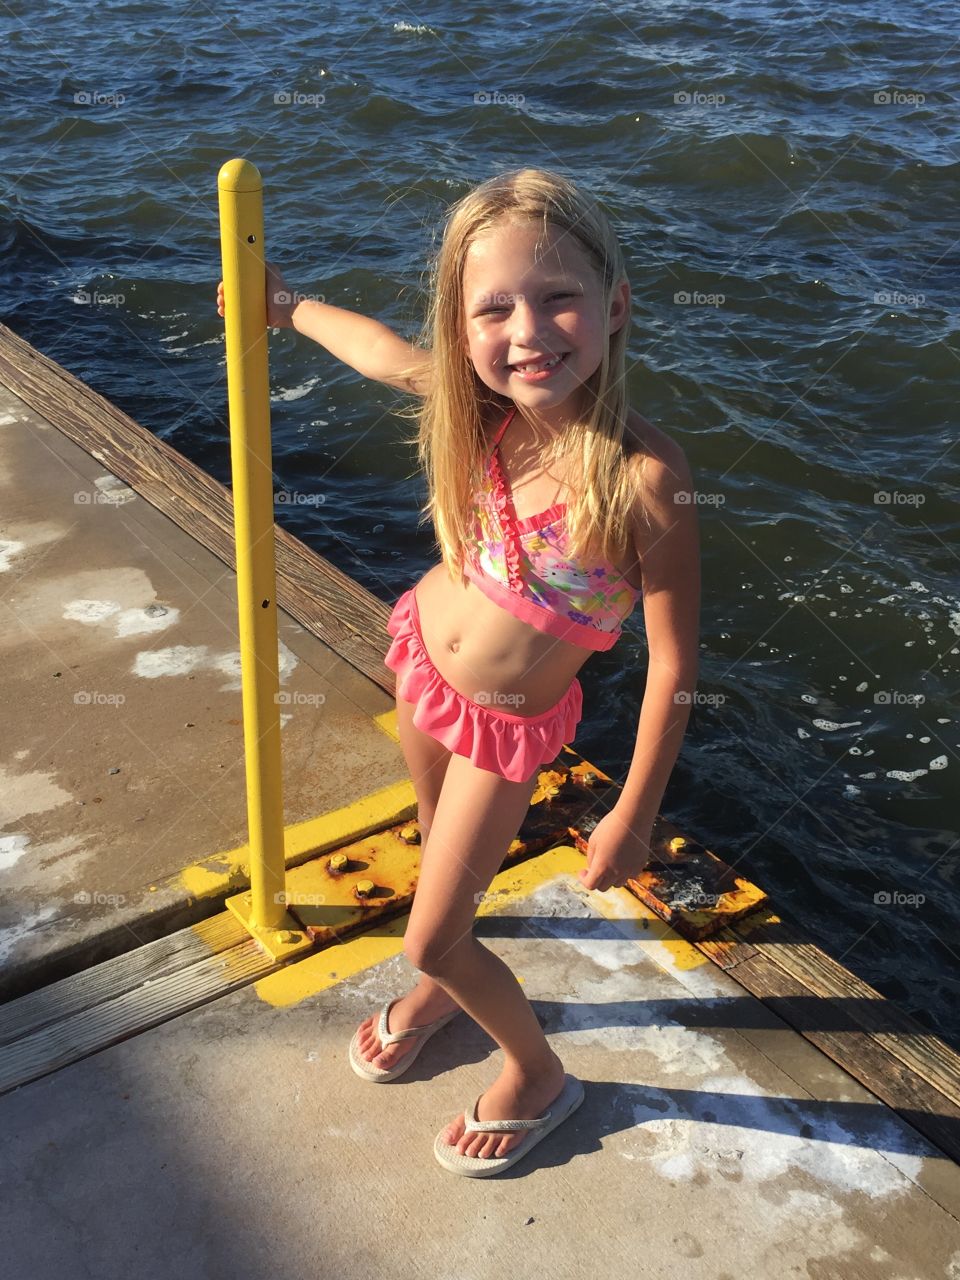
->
[403, 926, 444, 973]
[403, 926, 472, 974]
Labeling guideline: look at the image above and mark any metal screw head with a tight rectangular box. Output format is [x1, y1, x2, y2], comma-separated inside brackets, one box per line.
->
[355, 879, 375, 898]
[329, 853, 348, 871]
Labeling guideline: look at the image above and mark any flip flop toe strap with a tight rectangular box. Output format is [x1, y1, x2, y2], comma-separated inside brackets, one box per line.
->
[377, 1000, 446, 1046]
[464, 1098, 553, 1133]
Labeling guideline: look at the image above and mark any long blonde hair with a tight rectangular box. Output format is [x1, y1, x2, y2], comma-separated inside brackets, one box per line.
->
[391, 166, 649, 584]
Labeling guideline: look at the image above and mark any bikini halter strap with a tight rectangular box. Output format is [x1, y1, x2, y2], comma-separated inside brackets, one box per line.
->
[488, 404, 518, 456]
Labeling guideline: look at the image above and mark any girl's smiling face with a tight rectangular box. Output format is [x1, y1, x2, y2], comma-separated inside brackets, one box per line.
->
[461, 217, 629, 423]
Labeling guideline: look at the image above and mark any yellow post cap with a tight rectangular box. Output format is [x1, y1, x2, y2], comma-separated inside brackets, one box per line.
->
[218, 158, 262, 193]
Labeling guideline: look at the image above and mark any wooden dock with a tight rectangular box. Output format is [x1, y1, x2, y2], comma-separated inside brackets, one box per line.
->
[1, 320, 958, 1186]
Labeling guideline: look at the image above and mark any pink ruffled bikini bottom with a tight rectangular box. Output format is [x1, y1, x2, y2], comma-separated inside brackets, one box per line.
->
[384, 585, 583, 784]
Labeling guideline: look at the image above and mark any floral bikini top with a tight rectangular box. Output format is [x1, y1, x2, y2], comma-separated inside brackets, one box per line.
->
[462, 405, 641, 651]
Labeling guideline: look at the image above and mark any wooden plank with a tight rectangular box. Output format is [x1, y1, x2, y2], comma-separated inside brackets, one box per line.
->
[724, 916, 960, 1109]
[0, 912, 249, 1046]
[700, 914, 960, 1143]
[0, 322, 394, 694]
[695, 924, 761, 972]
[708, 945, 960, 1164]
[0, 935, 278, 1095]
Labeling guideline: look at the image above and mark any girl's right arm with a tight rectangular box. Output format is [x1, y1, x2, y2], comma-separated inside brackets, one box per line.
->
[216, 261, 432, 395]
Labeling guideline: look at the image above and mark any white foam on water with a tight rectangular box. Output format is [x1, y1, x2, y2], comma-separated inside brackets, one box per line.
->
[270, 375, 323, 403]
[393, 19, 437, 34]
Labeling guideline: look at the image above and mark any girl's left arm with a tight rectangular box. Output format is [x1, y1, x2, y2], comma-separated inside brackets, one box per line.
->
[579, 440, 701, 893]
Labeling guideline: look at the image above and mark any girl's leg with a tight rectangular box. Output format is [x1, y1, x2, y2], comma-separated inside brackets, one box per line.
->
[402, 751, 568, 1159]
[356, 694, 461, 1067]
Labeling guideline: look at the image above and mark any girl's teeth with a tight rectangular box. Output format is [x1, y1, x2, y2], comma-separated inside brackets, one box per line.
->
[516, 356, 561, 372]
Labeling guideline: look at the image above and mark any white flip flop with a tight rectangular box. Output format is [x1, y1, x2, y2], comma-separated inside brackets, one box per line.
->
[433, 1073, 585, 1177]
[348, 998, 461, 1082]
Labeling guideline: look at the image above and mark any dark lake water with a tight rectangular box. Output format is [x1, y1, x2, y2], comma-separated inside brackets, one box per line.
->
[2, 1, 958, 1048]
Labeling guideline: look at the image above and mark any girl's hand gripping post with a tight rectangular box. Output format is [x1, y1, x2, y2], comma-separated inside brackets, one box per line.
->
[216, 260, 295, 329]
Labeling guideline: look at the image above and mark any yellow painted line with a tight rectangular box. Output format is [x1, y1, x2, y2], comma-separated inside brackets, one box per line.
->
[372, 707, 400, 742]
[158, 777, 417, 904]
[492, 844, 710, 971]
[252, 914, 410, 1007]
[579, 878, 710, 971]
[253, 842, 702, 1007]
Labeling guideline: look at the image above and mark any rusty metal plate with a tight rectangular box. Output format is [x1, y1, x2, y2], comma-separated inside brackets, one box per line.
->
[282, 757, 765, 947]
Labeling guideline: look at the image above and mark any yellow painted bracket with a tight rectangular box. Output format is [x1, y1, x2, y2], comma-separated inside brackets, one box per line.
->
[168, 779, 417, 907]
[278, 822, 425, 944]
[223, 890, 314, 962]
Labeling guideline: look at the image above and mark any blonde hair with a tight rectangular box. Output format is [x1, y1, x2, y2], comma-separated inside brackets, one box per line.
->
[391, 166, 649, 585]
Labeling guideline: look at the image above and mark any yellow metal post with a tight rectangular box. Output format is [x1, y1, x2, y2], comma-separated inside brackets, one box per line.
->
[217, 157, 310, 960]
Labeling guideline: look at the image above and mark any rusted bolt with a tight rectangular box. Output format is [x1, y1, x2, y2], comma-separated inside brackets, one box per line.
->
[669, 836, 687, 853]
[398, 824, 420, 844]
[355, 879, 375, 899]
[329, 853, 349, 872]
[279, 930, 299, 943]
[581, 770, 598, 786]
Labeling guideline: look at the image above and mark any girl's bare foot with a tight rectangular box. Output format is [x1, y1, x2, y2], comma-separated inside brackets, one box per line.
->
[355, 984, 460, 1071]
[440, 1050, 567, 1159]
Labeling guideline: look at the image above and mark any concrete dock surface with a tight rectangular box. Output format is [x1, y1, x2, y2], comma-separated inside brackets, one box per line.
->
[0, 383, 404, 995]
[1, 851, 958, 1280]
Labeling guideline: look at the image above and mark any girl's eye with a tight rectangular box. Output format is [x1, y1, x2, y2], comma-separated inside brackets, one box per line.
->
[479, 293, 575, 316]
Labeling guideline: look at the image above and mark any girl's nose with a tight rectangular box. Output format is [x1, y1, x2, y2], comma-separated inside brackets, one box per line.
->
[509, 299, 546, 345]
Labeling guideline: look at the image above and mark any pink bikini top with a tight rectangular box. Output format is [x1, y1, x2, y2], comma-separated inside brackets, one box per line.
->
[463, 405, 640, 651]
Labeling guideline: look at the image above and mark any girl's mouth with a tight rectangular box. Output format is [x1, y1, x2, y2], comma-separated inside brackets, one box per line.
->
[508, 352, 569, 382]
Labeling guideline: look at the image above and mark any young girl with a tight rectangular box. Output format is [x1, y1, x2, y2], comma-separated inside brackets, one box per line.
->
[217, 167, 700, 1177]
